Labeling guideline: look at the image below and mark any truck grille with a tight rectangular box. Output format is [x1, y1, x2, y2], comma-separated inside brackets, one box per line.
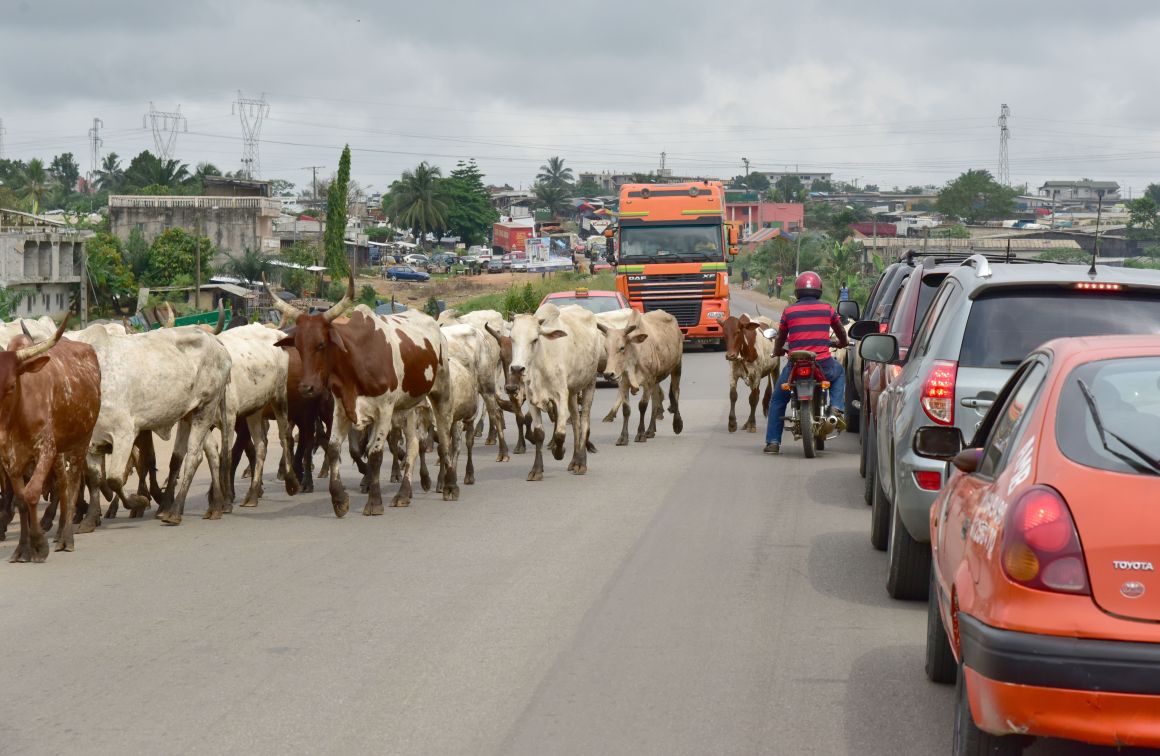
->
[627, 273, 715, 328]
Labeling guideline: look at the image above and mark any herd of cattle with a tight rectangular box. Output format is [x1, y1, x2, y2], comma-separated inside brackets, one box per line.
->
[0, 275, 846, 564]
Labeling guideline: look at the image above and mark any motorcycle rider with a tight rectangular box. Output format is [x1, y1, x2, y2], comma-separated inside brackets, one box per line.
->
[764, 271, 849, 455]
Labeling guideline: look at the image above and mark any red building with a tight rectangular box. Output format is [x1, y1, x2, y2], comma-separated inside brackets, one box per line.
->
[725, 196, 804, 238]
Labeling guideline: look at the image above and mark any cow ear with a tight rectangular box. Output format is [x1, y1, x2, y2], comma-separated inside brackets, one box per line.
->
[630, 333, 649, 343]
[330, 328, 349, 353]
[17, 355, 50, 375]
[274, 328, 296, 348]
[743, 322, 761, 330]
[541, 329, 567, 340]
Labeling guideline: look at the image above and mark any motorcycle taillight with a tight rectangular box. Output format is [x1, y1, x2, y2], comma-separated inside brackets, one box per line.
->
[795, 364, 812, 378]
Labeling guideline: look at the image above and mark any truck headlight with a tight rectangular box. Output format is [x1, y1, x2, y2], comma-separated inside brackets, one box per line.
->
[706, 311, 726, 320]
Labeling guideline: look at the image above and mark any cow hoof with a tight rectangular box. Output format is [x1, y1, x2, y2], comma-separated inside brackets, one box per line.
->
[484, 439, 496, 446]
[159, 512, 182, 526]
[77, 519, 97, 535]
[514, 445, 526, 455]
[646, 430, 656, 439]
[674, 416, 684, 435]
[55, 539, 74, 553]
[571, 466, 587, 475]
[129, 507, 146, 519]
[586, 441, 598, 453]
[240, 498, 258, 508]
[728, 419, 737, 433]
[602, 412, 616, 423]
[420, 474, 431, 492]
[104, 507, 118, 520]
[616, 436, 628, 446]
[10, 539, 48, 562]
[221, 501, 234, 515]
[442, 485, 459, 502]
[302, 482, 314, 494]
[634, 434, 646, 443]
[390, 496, 410, 508]
[285, 478, 300, 497]
[526, 470, 543, 482]
[496, 453, 509, 463]
[363, 501, 384, 516]
[203, 509, 222, 520]
[464, 473, 475, 485]
[359, 481, 370, 494]
[332, 499, 349, 518]
[746, 426, 756, 434]
[127, 494, 150, 511]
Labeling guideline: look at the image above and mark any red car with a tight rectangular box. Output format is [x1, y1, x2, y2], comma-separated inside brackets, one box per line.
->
[916, 335, 1160, 754]
[539, 288, 629, 315]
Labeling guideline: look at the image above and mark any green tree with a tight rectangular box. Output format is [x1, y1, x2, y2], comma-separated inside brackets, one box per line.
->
[144, 227, 213, 287]
[123, 226, 152, 282]
[94, 153, 125, 193]
[935, 169, 1017, 224]
[123, 151, 191, 192]
[14, 158, 50, 213]
[358, 284, 378, 306]
[277, 242, 322, 296]
[49, 153, 81, 194]
[536, 156, 574, 189]
[574, 178, 603, 197]
[1126, 196, 1160, 239]
[323, 145, 352, 276]
[85, 232, 136, 315]
[441, 159, 499, 247]
[385, 161, 447, 247]
[826, 241, 861, 288]
[731, 173, 770, 192]
[220, 247, 272, 283]
[0, 287, 27, 319]
[772, 175, 805, 202]
[932, 223, 971, 239]
[270, 179, 295, 196]
[533, 181, 570, 218]
[1145, 184, 1160, 204]
[829, 205, 870, 238]
[810, 178, 835, 193]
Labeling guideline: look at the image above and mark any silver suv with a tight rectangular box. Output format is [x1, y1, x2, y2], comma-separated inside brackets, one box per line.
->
[861, 255, 1160, 600]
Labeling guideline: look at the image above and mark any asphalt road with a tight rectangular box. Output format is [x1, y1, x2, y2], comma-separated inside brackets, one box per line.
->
[0, 297, 1147, 756]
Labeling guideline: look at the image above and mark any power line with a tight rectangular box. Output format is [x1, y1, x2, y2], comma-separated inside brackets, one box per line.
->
[143, 102, 186, 161]
[233, 91, 270, 179]
[998, 103, 1011, 185]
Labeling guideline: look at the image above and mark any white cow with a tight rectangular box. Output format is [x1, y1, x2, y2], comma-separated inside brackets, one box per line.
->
[439, 309, 510, 460]
[598, 309, 685, 445]
[506, 303, 603, 480]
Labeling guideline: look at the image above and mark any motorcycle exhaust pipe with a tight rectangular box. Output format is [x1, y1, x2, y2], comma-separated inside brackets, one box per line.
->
[821, 415, 840, 434]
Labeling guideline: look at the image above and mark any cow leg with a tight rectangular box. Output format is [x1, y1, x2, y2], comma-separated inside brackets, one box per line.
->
[603, 382, 625, 423]
[201, 428, 230, 520]
[428, 394, 458, 502]
[548, 392, 570, 462]
[161, 417, 211, 526]
[10, 449, 55, 562]
[463, 415, 476, 484]
[728, 376, 739, 433]
[646, 383, 662, 438]
[616, 396, 631, 446]
[762, 372, 774, 418]
[485, 394, 508, 462]
[296, 416, 315, 494]
[391, 412, 419, 507]
[231, 417, 253, 484]
[363, 449, 385, 516]
[634, 388, 651, 443]
[0, 482, 13, 542]
[745, 382, 760, 432]
[273, 400, 300, 497]
[526, 407, 546, 481]
[388, 428, 403, 483]
[669, 365, 684, 435]
[573, 382, 596, 475]
[325, 404, 352, 518]
[53, 452, 84, 553]
[135, 432, 164, 508]
[40, 494, 58, 532]
[567, 391, 583, 473]
[239, 414, 268, 508]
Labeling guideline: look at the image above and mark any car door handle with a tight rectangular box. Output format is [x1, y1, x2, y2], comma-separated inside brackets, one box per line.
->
[960, 397, 994, 410]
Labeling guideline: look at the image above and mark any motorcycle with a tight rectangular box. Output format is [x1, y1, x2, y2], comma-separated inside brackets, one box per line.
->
[765, 329, 843, 458]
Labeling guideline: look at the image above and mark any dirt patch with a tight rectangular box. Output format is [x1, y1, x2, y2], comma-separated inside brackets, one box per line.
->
[359, 271, 577, 310]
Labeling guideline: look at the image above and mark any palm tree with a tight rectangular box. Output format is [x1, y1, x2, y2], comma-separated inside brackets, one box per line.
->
[386, 162, 448, 245]
[533, 181, 570, 218]
[536, 156, 573, 189]
[15, 158, 50, 214]
[221, 247, 272, 284]
[94, 153, 125, 193]
[124, 153, 190, 191]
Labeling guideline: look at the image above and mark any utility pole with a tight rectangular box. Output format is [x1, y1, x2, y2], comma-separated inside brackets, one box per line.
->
[233, 91, 270, 179]
[742, 157, 750, 176]
[143, 102, 186, 161]
[303, 165, 325, 209]
[87, 118, 103, 193]
[1091, 188, 1106, 274]
[997, 104, 1011, 186]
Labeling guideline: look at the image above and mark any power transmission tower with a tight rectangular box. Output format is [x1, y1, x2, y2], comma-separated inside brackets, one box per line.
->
[233, 91, 270, 179]
[997, 103, 1011, 186]
[87, 118, 103, 193]
[143, 103, 186, 161]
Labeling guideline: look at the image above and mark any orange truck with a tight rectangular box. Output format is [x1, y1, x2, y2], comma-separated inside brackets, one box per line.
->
[612, 180, 740, 348]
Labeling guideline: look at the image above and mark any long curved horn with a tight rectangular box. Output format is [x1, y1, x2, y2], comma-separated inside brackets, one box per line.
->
[211, 300, 226, 335]
[484, 322, 503, 344]
[322, 264, 355, 323]
[276, 309, 291, 329]
[755, 304, 762, 318]
[623, 324, 637, 336]
[20, 321, 33, 340]
[263, 274, 302, 323]
[16, 313, 68, 363]
[163, 302, 176, 328]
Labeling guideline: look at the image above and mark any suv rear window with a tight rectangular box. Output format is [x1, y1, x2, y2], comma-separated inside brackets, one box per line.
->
[1056, 356, 1160, 476]
[959, 290, 1160, 368]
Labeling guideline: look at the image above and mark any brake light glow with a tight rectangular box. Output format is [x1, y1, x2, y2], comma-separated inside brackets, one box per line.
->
[920, 360, 957, 426]
[878, 322, 889, 333]
[914, 470, 942, 491]
[1074, 282, 1122, 292]
[887, 364, 903, 382]
[1000, 487, 1090, 595]
[795, 365, 813, 378]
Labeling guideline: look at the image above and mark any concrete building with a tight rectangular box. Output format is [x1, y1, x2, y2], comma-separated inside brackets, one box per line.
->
[756, 170, 833, 189]
[725, 192, 804, 236]
[0, 208, 90, 320]
[1038, 180, 1121, 206]
[108, 194, 282, 266]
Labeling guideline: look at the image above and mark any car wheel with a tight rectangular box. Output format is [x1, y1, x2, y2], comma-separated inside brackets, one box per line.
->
[925, 570, 957, 684]
[859, 406, 870, 478]
[389, 275, 397, 281]
[953, 665, 1029, 755]
[845, 369, 860, 434]
[870, 457, 890, 551]
[886, 497, 931, 600]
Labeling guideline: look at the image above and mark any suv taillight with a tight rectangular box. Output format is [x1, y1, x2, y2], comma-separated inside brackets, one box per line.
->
[1001, 487, 1090, 595]
[920, 360, 957, 426]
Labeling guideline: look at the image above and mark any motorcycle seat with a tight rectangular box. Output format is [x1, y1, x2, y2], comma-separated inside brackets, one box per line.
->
[788, 350, 818, 361]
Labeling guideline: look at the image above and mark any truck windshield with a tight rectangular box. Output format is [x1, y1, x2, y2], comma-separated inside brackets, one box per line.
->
[620, 224, 721, 263]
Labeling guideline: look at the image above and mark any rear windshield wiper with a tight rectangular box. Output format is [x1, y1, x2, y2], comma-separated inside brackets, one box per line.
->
[1077, 379, 1160, 476]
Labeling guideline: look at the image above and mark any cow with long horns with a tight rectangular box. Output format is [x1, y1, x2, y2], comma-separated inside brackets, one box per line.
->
[0, 317, 101, 561]
[267, 272, 460, 514]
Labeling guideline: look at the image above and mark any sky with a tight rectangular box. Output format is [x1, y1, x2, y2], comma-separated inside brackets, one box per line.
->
[3, 0, 1160, 197]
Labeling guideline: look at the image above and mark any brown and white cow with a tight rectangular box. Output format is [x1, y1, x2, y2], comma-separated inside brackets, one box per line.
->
[0, 317, 101, 561]
[721, 313, 780, 433]
[506, 303, 603, 480]
[269, 278, 459, 514]
[598, 309, 684, 445]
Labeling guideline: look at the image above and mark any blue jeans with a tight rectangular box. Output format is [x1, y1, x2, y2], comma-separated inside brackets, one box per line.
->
[765, 357, 845, 444]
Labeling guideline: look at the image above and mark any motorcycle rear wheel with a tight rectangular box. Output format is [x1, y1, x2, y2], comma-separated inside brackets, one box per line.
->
[801, 398, 816, 459]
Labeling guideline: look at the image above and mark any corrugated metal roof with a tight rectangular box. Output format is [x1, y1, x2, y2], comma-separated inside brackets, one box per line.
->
[859, 238, 1082, 251]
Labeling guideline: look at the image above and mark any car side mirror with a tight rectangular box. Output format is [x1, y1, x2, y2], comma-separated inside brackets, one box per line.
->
[847, 320, 879, 341]
[837, 300, 860, 320]
[951, 448, 984, 474]
[858, 333, 899, 363]
[913, 426, 964, 461]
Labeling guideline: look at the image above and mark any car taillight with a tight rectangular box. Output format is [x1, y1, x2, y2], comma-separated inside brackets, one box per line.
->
[920, 360, 957, 426]
[1074, 282, 1122, 292]
[914, 471, 942, 491]
[1001, 486, 1090, 595]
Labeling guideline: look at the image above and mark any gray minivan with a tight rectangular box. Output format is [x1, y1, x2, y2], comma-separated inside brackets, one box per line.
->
[861, 256, 1160, 600]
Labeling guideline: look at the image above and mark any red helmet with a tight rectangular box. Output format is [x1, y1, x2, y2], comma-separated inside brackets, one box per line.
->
[794, 271, 823, 299]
